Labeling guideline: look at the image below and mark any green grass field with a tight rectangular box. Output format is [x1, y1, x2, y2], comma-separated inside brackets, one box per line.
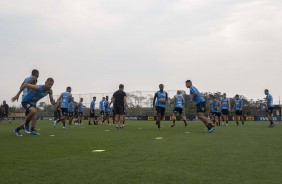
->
[0, 120, 281, 184]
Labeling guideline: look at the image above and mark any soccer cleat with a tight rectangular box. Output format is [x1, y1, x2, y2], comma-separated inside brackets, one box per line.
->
[208, 127, 215, 133]
[184, 122, 188, 127]
[24, 124, 31, 134]
[62, 126, 67, 130]
[14, 130, 22, 136]
[53, 120, 58, 127]
[31, 130, 40, 136]
[269, 123, 275, 128]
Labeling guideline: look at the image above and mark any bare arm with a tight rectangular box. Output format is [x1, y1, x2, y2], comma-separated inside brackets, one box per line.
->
[56, 93, 63, 103]
[12, 83, 39, 102]
[49, 91, 56, 105]
[152, 93, 157, 108]
[170, 96, 176, 105]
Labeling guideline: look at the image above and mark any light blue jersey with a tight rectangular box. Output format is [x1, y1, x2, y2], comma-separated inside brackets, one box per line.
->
[190, 85, 205, 104]
[77, 103, 83, 113]
[68, 102, 75, 112]
[235, 99, 243, 110]
[60, 92, 70, 109]
[23, 85, 52, 106]
[265, 94, 273, 108]
[99, 100, 105, 111]
[155, 91, 167, 108]
[221, 98, 229, 110]
[209, 99, 213, 110]
[90, 100, 96, 110]
[104, 100, 110, 113]
[213, 100, 221, 112]
[22, 76, 32, 102]
[175, 94, 183, 108]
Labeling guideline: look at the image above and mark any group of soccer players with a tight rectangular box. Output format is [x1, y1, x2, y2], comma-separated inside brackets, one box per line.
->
[11, 69, 276, 136]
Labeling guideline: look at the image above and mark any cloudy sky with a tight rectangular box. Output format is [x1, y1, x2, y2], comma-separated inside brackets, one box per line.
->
[0, 0, 281, 106]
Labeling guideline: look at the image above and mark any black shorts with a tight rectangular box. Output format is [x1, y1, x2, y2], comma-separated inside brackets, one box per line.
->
[61, 108, 68, 116]
[221, 109, 229, 115]
[22, 102, 36, 115]
[105, 111, 110, 116]
[235, 110, 243, 116]
[100, 111, 105, 115]
[196, 102, 206, 113]
[90, 111, 95, 118]
[68, 112, 74, 117]
[266, 107, 273, 113]
[78, 112, 83, 116]
[114, 106, 125, 115]
[156, 106, 166, 116]
[173, 107, 183, 114]
[212, 112, 221, 117]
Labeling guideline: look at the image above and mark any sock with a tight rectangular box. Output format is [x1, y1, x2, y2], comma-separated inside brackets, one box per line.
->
[107, 120, 110, 124]
[270, 120, 273, 124]
[207, 123, 213, 129]
[57, 119, 61, 123]
[63, 122, 65, 127]
[15, 127, 23, 131]
[31, 127, 35, 131]
[173, 120, 175, 124]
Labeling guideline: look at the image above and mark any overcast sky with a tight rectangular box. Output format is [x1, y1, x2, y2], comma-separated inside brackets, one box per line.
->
[0, 0, 281, 106]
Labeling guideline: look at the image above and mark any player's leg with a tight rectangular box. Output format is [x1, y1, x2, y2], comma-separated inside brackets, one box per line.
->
[14, 106, 37, 136]
[171, 111, 177, 127]
[179, 110, 188, 126]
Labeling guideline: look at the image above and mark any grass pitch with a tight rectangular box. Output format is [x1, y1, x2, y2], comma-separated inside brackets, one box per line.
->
[0, 120, 281, 184]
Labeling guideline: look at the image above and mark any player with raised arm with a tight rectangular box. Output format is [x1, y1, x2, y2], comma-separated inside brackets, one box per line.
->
[185, 80, 215, 133]
[12, 78, 55, 136]
[170, 91, 187, 127]
[153, 84, 168, 130]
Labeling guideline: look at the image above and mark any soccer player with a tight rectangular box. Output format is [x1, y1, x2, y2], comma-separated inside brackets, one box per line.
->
[54, 87, 72, 129]
[211, 96, 221, 126]
[97, 97, 105, 124]
[221, 93, 230, 126]
[12, 78, 55, 136]
[19, 69, 39, 133]
[54, 102, 61, 122]
[0, 101, 11, 123]
[102, 96, 111, 125]
[170, 91, 188, 127]
[185, 80, 215, 133]
[153, 84, 168, 130]
[68, 97, 75, 125]
[234, 94, 244, 126]
[265, 89, 275, 128]
[110, 84, 127, 129]
[89, 96, 97, 125]
[76, 98, 84, 125]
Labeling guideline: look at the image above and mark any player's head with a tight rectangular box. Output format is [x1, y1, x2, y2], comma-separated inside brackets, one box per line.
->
[119, 84, 124, 90]
[235, 94, 239, 99]
[66, 86, 71, 93]
[3, 100, 6, 104]
[212, 95, 216, 101]
[93, 96, 96, 101]
[209, 94, 213, 98]
[159, 84, 164, 91]
[264, 89, 269, 95]
[102, 97, 105, 101]
[223, 93, 226, 98]
[32, 69, 39, 78]
[106, 96, 109, 100]
[71, 97, 74, 101]
[185, 80, 192, 88]
[80, 98, 83, 102]
[45, 78, 54, 89]
[177, 90, 181, 95]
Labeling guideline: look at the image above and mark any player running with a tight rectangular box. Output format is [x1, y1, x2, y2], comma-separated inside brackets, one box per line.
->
[68, 97, 75, 125]
[76, 98, 84, 125]
[265, 89, 275, 128]
[54, 87, 72, 129]
[234, 94, 244, 126]
[221, 93, 230, 126]
[185, 80, 215, 133]
[211, 96, 221, 126]
[98, 97, 105, 124]
[12, 78, 55, 136]
[170, 90, 188, 127]
[153, 84, 168, 130]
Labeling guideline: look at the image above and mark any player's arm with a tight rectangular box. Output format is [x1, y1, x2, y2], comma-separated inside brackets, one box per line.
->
[152, 93, 157, 108]
[170, 96, 176, 105]
[12, 83, 39, 102]
[228, 99, 230, 111]
[56, 93, 63, 103]
[123, 94, 127, 108]
[189, 87, 197, 102]
[49, 90, 56, 105]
